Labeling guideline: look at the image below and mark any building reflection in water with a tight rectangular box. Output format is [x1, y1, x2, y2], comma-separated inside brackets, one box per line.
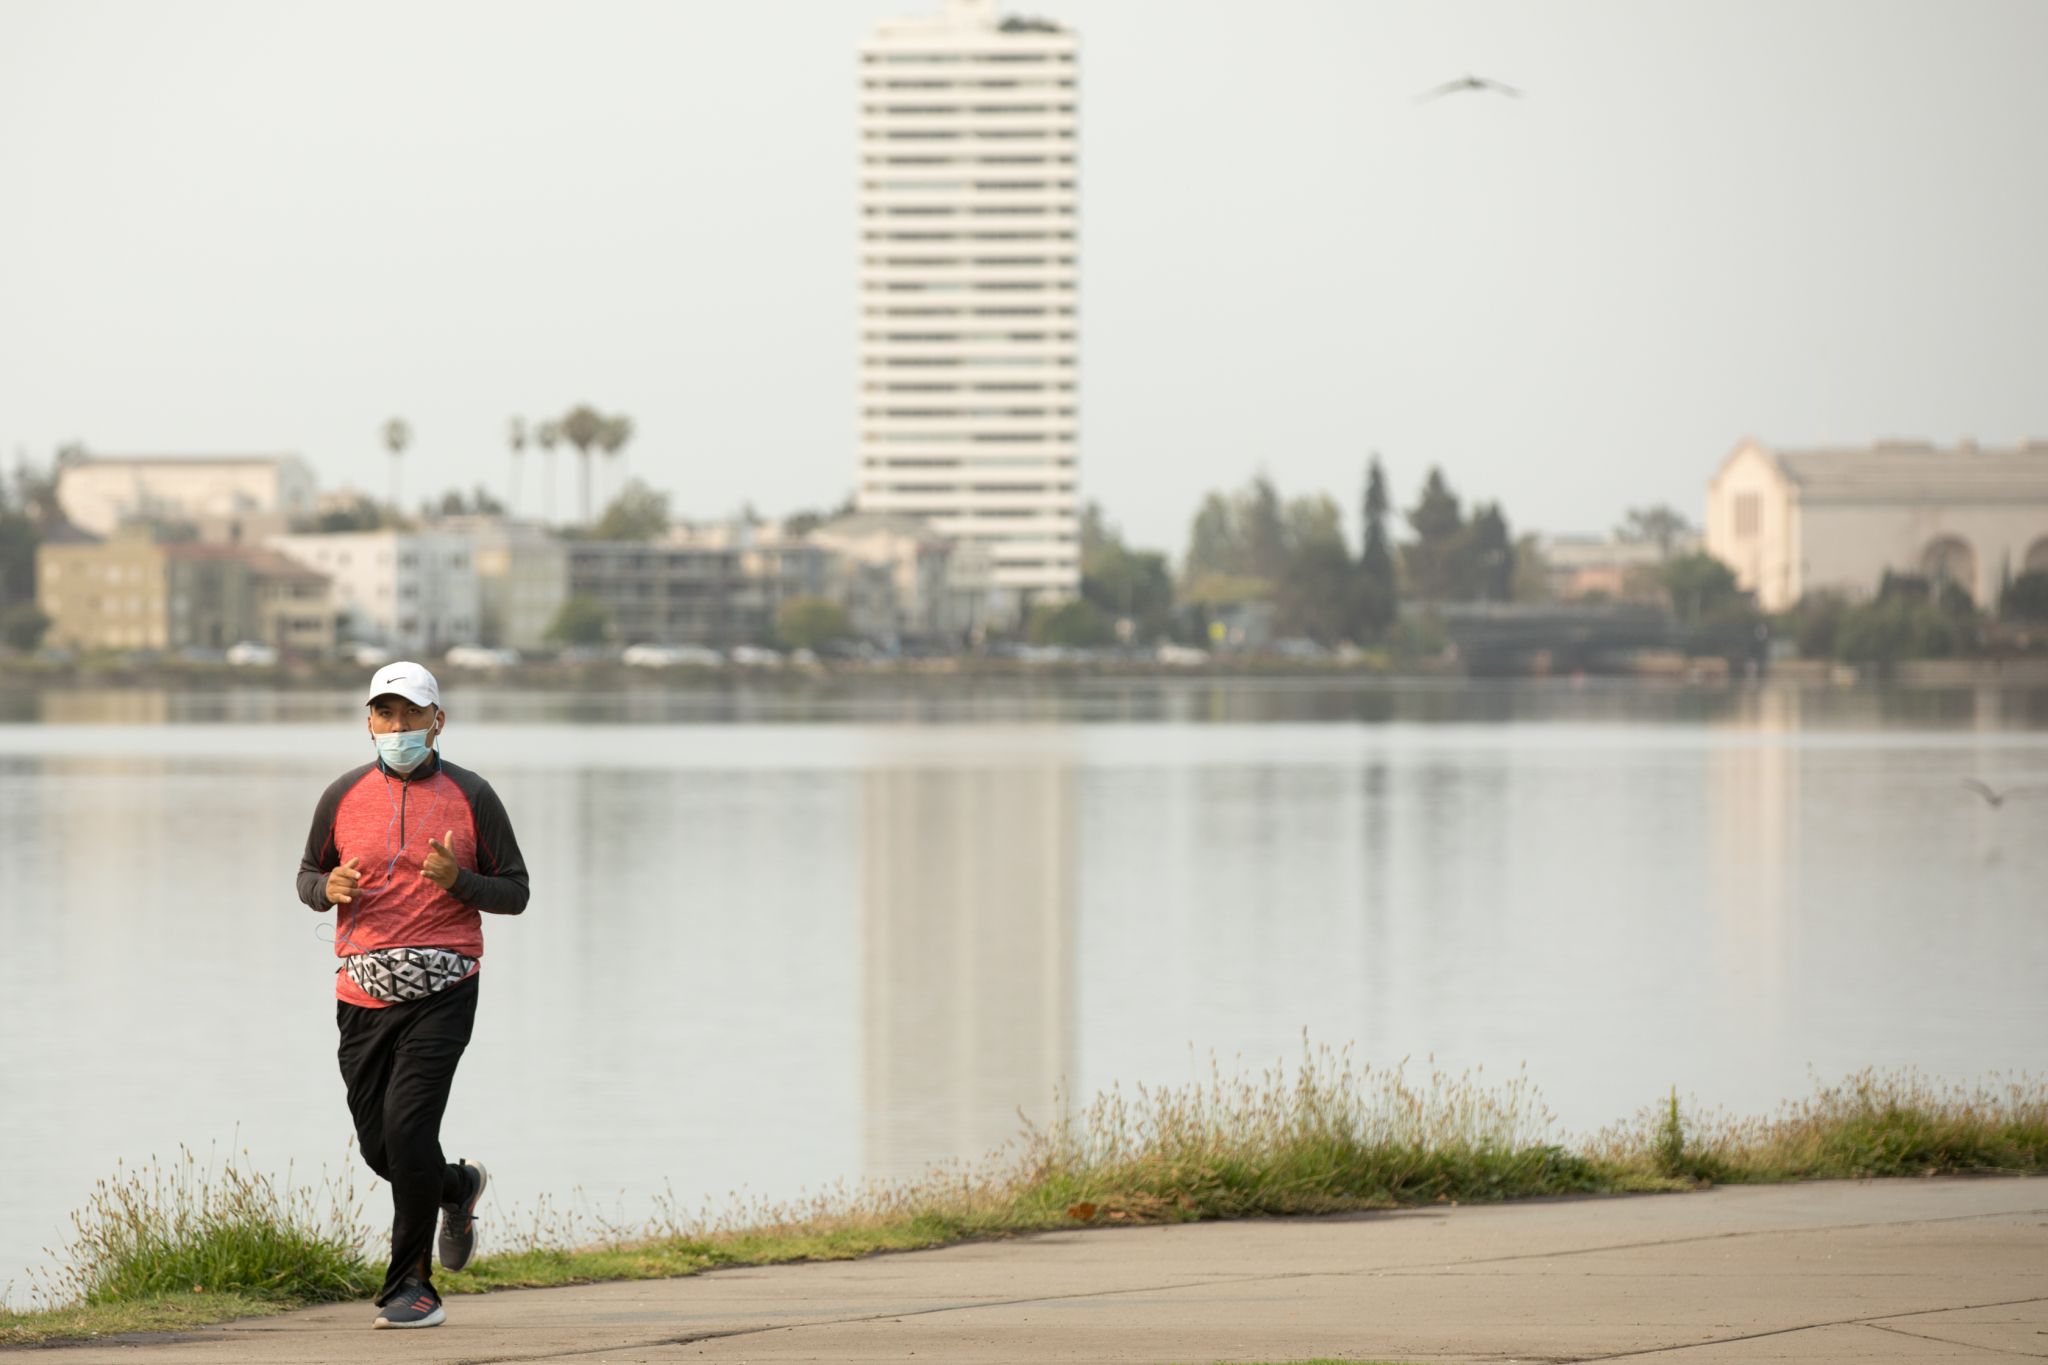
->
[860, 759, 1077, 1183]
[1708, 684, 1802, 1005]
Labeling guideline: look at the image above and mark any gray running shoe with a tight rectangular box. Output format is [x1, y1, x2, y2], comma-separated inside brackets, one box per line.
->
[437, 1158, 488, 1271]
[373, 1279, 444, 1329]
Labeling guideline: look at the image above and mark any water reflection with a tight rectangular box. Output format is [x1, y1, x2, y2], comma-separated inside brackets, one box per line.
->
[861, 760, 1076, 1179]
[9, 679, 2048, 729]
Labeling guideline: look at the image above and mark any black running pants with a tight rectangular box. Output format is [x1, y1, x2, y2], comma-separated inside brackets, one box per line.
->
[335, 974, 478, 1305]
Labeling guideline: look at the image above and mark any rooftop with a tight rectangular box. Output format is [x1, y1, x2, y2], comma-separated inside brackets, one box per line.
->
[1727, 438, 2048, 501]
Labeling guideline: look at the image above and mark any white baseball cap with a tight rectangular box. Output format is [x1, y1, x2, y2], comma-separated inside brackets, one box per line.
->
[364, 661, 441, 709]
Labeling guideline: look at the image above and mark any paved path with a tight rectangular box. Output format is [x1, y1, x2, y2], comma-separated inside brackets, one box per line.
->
[34, 1178, 2048, 1363]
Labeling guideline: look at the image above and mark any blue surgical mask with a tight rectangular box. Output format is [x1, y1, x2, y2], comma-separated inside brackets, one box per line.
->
[375, 724, 436, 774]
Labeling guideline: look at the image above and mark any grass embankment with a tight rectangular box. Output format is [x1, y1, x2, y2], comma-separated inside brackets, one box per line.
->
[6, 1051, 2044, 1347]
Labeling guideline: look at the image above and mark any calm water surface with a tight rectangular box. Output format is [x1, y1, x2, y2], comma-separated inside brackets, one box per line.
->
[2, 679, 2045, 1299]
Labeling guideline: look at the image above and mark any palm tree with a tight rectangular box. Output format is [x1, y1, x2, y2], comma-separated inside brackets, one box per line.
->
[535, 420, 561, 527]
[558, 404, 605, 526]
[506, 417, 528, 517]
[596, 415, 634, 512]
[382, 417, 411, 517]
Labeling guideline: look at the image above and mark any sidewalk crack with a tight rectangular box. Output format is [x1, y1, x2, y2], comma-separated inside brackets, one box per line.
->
[1570, 1295, 2048, 1361]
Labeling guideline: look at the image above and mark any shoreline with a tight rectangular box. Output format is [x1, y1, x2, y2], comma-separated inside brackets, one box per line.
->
[5, 655, 2048, 693]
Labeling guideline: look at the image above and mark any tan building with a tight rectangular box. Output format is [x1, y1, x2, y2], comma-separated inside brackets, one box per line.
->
[244, 550, 338, 656]
[37, 529, 333, 654]
[1707, 438, 2048, 612]
[811, 511, 1001, 641]
[55, 453, 318, 540]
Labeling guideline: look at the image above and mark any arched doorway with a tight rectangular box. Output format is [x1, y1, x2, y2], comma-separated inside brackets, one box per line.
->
[1922, 536, 1977, 605]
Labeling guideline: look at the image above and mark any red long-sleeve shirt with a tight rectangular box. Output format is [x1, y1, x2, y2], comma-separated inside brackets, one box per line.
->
[297, 753, 529, 1008]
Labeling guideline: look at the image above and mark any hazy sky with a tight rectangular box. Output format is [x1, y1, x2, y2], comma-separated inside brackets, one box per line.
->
[3, 0, 2044, 556]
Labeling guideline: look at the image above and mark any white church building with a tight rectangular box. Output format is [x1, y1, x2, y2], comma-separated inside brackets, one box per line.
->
[1706, 437, 2048, 612]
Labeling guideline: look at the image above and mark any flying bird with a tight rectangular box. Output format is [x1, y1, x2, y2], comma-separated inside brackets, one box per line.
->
[1416, 74, 1523, 103]
[1960, 778, 2048, 808]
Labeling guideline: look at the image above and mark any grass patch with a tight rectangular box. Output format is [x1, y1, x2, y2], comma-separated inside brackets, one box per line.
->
[1595, 1069, 2048, 1184]
[7, 1051, 2044, 1346]
[1, 1145, 374, 1346]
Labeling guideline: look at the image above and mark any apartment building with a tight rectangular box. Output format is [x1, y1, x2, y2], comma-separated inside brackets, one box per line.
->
[856, 0, 1081, 605]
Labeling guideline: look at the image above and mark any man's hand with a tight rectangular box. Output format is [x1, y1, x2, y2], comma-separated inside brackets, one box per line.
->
[326, 857, 362, 906]
[422, 830, 459, 891]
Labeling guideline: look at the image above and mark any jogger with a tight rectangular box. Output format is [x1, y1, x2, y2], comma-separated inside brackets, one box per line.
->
[297, 661, 528, 1328]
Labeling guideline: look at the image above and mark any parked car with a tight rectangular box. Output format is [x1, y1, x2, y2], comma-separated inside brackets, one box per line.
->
[348, 642, 394, 667]
[726, 645, 783, 667]
[622, 643, 724, 668]
[225, 641, 279, 667]
[445, 644, 519, 669]
[1155, 643, 1209, 666]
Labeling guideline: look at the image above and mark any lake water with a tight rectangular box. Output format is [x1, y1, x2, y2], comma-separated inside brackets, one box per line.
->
[2, 678, 2045, 1301]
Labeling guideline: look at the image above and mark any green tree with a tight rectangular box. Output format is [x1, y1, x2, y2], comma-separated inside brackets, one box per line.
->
[1659, 552, 1742, 625]
[0, 483, 39, 606]
[1468, 502, 1514, 603]
[1510, 533, 1551, 604]
[535, 420, 562, 521]
[1834, 597, 1957, 665]
[434, 486, 507, 518]
[2001, 570, 2048, 623]
[1185, 492, 1244, 581]
[0, 602, 49, 651]
[545, 595, 612, 646]
[1240, 475, 1287, 582]
[1275, 536, 1357, 643]
[1779, 591, 1852, 658]
[506, 417, 528, 516]
[591, 479, 670, 541]
[1357, 455, 1397, 636]
[1401, 467, 1466, 601]
[1615, 504, 1695, 558]
[381, 417, 410, 513]
[313, 496, 391, 533]
[558, 404, 607, 526]
[775, 595, 852, 651]
[1027, 597, 1114, 647]
[786, 493, 857, 538]
[597, 415, 635, 511]
[1080, 503, 1174, 641]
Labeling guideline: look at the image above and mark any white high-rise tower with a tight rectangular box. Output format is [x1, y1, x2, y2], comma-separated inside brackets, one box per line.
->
[857, 0, 1080, 604]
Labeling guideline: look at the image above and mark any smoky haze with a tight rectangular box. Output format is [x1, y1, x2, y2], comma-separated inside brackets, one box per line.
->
[2, 0, 2044, 554]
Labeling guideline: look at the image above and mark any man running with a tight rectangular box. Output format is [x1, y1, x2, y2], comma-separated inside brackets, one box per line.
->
[296, 661, 530, 1329]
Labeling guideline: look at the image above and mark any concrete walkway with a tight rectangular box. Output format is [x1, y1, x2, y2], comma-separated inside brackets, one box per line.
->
[34, 1178, 2048, 1363]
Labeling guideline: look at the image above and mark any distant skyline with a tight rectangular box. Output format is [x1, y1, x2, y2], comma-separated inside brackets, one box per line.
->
[3, 0, 2044, 559]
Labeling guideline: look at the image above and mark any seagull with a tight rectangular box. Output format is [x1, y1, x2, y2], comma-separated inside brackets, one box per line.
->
[1416, 74, 1523, 103]
[1960, 778, 2048, 808]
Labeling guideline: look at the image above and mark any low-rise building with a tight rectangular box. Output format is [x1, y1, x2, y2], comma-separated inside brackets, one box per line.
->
[810, 512, 1002, 642]
[440, 518, 568, 651]
[1707, 437, 2048, 611]
[245, 550, 337, 656]
[55, 453, 317, 541]
[267, 530, 480, 653]
[565, 539, 758, 647]
[37, 528, 335, 654]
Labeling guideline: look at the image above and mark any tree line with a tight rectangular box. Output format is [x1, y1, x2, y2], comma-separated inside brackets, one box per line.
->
[1046, 458, 1546, 649]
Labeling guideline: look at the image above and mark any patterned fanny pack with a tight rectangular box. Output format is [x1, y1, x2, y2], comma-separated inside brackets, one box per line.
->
[345, 947, 478, 1004]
